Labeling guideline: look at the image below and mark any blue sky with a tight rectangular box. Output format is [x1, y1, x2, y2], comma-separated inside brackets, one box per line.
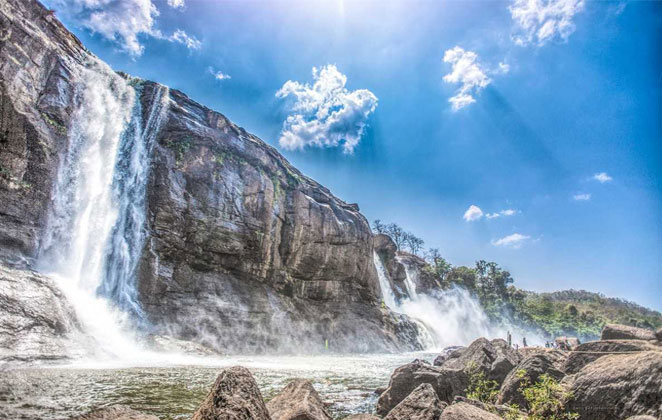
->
[45, 0, 661, 310]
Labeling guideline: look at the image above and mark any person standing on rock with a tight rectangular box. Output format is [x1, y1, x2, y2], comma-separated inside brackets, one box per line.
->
[523, 337, 527, 347]
[507, 331, 512, 347]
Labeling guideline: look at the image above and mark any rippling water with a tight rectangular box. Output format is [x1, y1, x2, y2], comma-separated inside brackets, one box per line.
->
[0, 353, 436, 419]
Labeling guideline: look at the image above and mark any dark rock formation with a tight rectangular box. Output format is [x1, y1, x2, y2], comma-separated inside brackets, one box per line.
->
[562, 339, 660, 374]
[0, 0, 424, 354]
[266, 379, 332, 420]
[441, 337, 522, 384]
[191, 366, 271, 420]
[394, 252, 442, 296]
[383, 383, 447, 420]
[0, 263, 87, 363]
[600, 324, 657, 341]
[433, 346, 466, 367]
[564, 351, 662, 420]
[497, 349, 567, 408]
[70, 405, 159, 420]
[376, 359, 468, 415]
[439, 401, 502, 420]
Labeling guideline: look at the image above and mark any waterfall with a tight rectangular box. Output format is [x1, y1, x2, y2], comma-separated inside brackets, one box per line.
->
[397, 256, 418, 300]
[373, 252, 397, 308]
[37, 58, 169, 358]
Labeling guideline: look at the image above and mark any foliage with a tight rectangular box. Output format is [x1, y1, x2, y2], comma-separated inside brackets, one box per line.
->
[515, 371, 578, 420]
[372, 220, 425, 256]
[465, 362, 499, 404]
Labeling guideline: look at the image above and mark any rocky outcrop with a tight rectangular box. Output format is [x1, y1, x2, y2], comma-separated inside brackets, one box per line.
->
[191, 366, 271, 420]
[441, 338, 522, 384]
[498, 349, 567, 407]
[70, 405, 159, 420]
[0, 0, 424, 355]
[0, 263, 87, 363]
[266, 379, 332, 420]
[439, 402, 502, 420]
[394, 253, 442, 296]
[600, 323, 657, 341]
[564, 351, 662, 420]
[433, 346, 465, 367]
[562, 339, 660, 374]
[375, 359, 468, 415]
[383, 383, 447, 420]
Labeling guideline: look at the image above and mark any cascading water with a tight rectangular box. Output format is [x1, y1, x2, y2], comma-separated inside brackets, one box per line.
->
[373, 252, 397, 308]
[37, 58, 169, 359]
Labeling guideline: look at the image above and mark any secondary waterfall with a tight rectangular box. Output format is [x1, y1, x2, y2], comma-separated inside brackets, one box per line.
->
[37, 58, 169, 358]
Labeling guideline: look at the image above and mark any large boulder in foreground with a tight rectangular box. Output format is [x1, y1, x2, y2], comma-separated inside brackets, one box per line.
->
[562, 339, 660, 374]
[498, 349, 567, 408]
[191, 366, 270, 420]
[0, 264, 88, 363]
[383, 383, 447, 420]
[376, 359, 468, 415]
[266, 379, 331, 420]
[71, 405, 158, 420]
[564, 351, 662, 420]
[600, 324, 657, 341]
[441, 338, 522, 384]
[439, 402, 502, 420]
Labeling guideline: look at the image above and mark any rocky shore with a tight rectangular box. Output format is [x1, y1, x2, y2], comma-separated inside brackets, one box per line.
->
[69, 323, 662, 420]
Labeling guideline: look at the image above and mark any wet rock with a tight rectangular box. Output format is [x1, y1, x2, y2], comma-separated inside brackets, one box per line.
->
[439, 401, 502, 420]
[441, 337, 522, 384]
[191, 366, 271, 420]
[394, 252, 442, 296]
[383, 383, 447, 420]
[433, 346, 465, 367]
[266, 378, 332, 420]
[564, 351, 662, 420]
[0, 264, 87, 363]
[562, 339, 660, 374]
[498, 349, 567, 408]
[71, 405, 158, 420]
[600, 324, 657, 341]
[375, 359, 468, 415]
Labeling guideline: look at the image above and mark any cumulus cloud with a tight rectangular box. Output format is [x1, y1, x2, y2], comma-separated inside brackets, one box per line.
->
[593, 172, 613, 183]
[275, 65, 378, 154]
[486, 209, 519, 219]
[52, 0, 200, 56]
[167, 0, 184, 9]
[573, 193, 591, 201]
[510, 0, 585, 46]
[492, 233, 531, 249]
[443, 47, 491, 111]
[208, 67, 231, 81]
[463, 205, 484, 222]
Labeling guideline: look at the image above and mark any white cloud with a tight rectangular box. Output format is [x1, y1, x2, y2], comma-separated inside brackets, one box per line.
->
[167, 0, 184, 9]
[573, 193, 591, 201]
[275, 65, 378, 154]
[510, 0, 585, 46]
[497, 62, 511, 74]
[486, 208, 519, 219]
[443, 47, 491, 111]
[593, 172, 613, 183]
[463, 205, 484, 222]
[52, 0, 200, 56]
[208, 67, 231, 81]
[492, 233, 531, 249]
[170, 29, 201, 50]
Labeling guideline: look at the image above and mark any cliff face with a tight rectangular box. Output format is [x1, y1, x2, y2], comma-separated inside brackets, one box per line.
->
[0, 0, 423, 354]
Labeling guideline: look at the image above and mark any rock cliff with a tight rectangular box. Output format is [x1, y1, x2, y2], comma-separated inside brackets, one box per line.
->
[0, 0, 423, 355]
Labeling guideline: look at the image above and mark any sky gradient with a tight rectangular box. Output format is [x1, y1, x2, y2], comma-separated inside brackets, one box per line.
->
[44, 0, 662, 310]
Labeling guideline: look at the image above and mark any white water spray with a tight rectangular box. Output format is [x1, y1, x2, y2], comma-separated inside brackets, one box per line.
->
[37, 58, 169, 360]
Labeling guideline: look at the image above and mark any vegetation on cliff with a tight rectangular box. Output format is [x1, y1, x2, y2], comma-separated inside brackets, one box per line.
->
[373, 220, 662, 341]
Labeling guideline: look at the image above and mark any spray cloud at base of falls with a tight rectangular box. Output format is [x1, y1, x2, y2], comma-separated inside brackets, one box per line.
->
[36, 57, 170, 360]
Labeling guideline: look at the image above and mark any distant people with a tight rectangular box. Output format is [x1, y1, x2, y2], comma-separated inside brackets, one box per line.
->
[507, 331, 512, 347]
[545, 341, 550, 348]
[523, 337, 527, 347]
[515, 343, 519, 351]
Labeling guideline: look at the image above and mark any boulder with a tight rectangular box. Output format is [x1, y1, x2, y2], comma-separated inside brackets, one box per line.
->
[452, 396, 523, 418]
[600, 324, 657, 341]
[498, 349, 567, 407]
[266, 378, 331, 420]
[71, 405, 159, 420]
[625, 417, 658, 420]
[383, 383, 447, 420]
[564, 351, 662, 420]
[562, 339, 660, 374]
[341, 416, 380, 420]
[656, 328, 662, 342]
[439, 402, 502, 420]
[191, 366, 271, 420]
[376, 359, 468, 415]
[441, 337, 522, 384]
[433, 346, 466, 367]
